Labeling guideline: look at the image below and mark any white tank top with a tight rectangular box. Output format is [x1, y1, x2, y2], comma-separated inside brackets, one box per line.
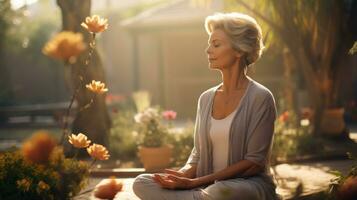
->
[210, 107, 238, 173]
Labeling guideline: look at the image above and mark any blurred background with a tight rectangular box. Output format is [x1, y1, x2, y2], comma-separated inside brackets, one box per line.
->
[0, 0, 357, 167]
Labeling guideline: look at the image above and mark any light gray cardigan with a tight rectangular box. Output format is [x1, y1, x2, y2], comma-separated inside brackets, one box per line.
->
[186, 80, 277, 185]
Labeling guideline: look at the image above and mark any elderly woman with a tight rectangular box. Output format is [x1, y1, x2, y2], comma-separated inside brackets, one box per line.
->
[132, 12, 278, 200]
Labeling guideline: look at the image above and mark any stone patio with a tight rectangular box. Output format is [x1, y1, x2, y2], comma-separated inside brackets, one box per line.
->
[74, 159, 353, 200]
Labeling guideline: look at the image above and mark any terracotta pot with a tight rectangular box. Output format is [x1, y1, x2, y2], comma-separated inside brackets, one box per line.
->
[337, 176, 357, 200]
[320, 108, 345, 136]
[138, 145, 172, 172]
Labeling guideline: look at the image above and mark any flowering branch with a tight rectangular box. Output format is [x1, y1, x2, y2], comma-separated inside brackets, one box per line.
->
[90, 159, 97, 168]
[60, 33, 96, 144]
[86, 33, 96, 65]
[42, 15, 109, 146]
[78, 98, 94, 113]
[60, 76, 82, 144]
[1, 14, 112, 200]
[41, 16, 111, 194]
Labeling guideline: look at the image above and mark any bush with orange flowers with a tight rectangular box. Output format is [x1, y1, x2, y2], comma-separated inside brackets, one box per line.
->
[0, 130, 111, 199]
[0, 131, 89, 200]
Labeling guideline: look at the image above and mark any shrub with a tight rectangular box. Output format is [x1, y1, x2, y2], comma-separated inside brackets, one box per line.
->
[0, 138, 89, 200]
[167, 122, 194, 168]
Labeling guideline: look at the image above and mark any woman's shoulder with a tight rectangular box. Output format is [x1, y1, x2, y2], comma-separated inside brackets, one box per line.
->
[197, 83, 221, 104]
[249, 80, 276, 106]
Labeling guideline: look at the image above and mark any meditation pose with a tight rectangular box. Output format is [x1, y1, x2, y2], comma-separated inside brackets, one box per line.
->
[133, 12, 279, 200]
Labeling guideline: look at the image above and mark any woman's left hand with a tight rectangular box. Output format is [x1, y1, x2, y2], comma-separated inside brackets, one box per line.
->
[153, 173, 199, 190]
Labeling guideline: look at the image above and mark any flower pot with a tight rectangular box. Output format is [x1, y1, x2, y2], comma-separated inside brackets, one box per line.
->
[321, 108, 346, 136]
[138, 145, 172, 172]
[337, 175, 357, 200]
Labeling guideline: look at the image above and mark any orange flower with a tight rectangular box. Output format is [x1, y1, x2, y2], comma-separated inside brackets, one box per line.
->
[42, 31, 86, 63]
[86, 80, 108, 94]
[278, 111, 289, 123]
[36, 181, 50, 194]
[22, 131, 56, 164]
[81, 15, 108, 33]
[68, 133, 91, 148]
[87, 143, 110, 160]
[94, 176, 123, 199]
[16, 178, 31, 192]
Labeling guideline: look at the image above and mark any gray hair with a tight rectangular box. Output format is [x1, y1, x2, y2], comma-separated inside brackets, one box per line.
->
[205, 12, 265, 67]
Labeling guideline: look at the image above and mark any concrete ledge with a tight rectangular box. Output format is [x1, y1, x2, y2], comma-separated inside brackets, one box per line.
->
[90, 168, 145, 178]
[90, 167, 177, 178]
[275, 151, 349, 164]
[286, 191, 326, 200]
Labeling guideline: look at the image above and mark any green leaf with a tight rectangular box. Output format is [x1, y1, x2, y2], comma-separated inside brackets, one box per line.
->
[349, 41, 357, 55]
[328, 170, 343, 177]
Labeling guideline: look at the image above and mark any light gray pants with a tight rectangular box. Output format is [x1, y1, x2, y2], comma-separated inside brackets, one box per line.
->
[132, 173, 278, 200]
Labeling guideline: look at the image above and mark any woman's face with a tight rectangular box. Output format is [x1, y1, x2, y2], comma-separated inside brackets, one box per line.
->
[206, 29, 241, 70]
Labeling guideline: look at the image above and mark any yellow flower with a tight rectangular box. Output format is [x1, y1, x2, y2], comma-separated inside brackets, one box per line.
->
[22, 131, 56, 164]
[87, 144, 110, 160]
[42, 31, 86, 63]
[17, 178, 31, 192]
[86, 80, 108, 94]
[81, 15, 108, 33]
[36, 181, 50, 194]
[51, 172, 60, 183]
[68, 133, 91, 148]
[49, 146, 65, 166]
[94, 176, 123, 199]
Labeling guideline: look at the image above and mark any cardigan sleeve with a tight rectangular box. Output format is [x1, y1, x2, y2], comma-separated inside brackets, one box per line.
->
[244, 96, 276, 167]
[186, 95, 202, 165]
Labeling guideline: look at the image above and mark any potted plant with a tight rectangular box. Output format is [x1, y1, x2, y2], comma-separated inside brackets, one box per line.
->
[329, 153, 357, 200]
[134, 107, 176, 172]
[320, 108, 346, 136]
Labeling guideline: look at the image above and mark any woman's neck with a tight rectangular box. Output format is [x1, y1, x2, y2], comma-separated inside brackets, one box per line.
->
[220, 65, 249, 94]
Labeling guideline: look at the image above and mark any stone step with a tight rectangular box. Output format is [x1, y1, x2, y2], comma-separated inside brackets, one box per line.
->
[90, 168, 146, 178]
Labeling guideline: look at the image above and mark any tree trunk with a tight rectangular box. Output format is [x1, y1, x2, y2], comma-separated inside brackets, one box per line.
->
[239, 0, 352, 136]
[282, 48, 299, 126]
[0, 0, 13, 107]
[57, 0, 111, 146]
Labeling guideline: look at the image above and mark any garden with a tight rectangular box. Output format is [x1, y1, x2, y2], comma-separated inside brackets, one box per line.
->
[0, 0, 357, 199]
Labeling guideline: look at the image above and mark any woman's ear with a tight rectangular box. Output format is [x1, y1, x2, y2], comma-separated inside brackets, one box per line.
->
[235, 51, 243, 58]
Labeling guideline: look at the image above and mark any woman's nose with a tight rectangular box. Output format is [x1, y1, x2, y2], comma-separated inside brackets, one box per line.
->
[205, 45, 211, 54]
